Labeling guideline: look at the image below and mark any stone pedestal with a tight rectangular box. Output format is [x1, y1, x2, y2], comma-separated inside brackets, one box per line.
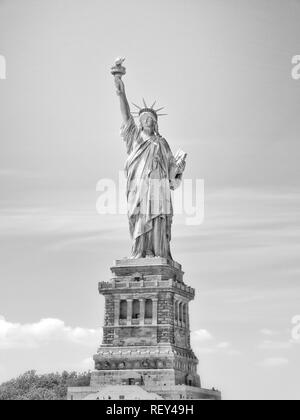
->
[68, 258, 221, 401]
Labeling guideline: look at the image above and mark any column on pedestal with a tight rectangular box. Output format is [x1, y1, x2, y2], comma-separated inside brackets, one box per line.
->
[139, 298, 145, 325]
[127, 299, 133, 324]
[114, 297, 120, 326]
[186, 303, 191, 347]
[186, 303, 189, 328]
[152, 298, 158, 325]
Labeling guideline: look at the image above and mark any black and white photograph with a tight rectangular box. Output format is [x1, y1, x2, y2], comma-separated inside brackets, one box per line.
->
[0, 0, 300, 402]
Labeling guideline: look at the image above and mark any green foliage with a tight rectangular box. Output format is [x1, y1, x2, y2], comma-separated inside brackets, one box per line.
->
[0, 370, 91, 400]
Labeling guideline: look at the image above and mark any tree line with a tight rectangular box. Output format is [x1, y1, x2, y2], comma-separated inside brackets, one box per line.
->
[0, 370, 91, 400]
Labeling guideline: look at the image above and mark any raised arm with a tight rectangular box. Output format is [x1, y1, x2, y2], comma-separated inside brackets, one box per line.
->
[114, 77, 131, 123]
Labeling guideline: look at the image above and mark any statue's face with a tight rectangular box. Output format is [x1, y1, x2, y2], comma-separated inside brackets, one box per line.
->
[140, 113, 156, 132]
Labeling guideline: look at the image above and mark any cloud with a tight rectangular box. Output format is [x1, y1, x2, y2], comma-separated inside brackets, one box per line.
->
[258, 340, 292, 350]
[0, 169, 39, 179]
[0, 205, 127, 249]
[227, 295, 265, 304]
[217, 342, 231, 349]
[258, 328, 297, 350]
[191, 329, 214, 342]
[259, 358, 289, 368]
[80, 357, 94, 371]
[0, 316, 100, 350]
[191, 330, 240, 356]
[260, 329, 280, 337]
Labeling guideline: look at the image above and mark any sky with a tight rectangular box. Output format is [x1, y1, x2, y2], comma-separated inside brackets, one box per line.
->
[0, 0, 300, 400]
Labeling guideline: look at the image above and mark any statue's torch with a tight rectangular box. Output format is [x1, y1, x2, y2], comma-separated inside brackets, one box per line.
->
[111, 57, 126, 80]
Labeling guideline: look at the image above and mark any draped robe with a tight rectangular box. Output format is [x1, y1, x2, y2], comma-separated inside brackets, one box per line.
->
[121, 117, 181, 259]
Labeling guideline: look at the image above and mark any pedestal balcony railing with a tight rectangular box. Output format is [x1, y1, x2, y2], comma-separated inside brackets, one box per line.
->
[99, 278, 195, 298]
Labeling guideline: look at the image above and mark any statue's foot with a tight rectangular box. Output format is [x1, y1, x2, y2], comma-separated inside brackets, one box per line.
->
[146, 251, 155, 258]
[130, 254, 144, 259]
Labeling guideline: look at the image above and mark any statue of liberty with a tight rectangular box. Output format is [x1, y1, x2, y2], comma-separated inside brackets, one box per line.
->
[112, 59, 187, 260]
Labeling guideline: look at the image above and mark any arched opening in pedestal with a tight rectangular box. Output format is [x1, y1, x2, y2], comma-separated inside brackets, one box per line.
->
[179, 302, 183, 323]
[145, 299, 153, 319]
[120, 300, 127, 320]
[186, 374, 194, 387]
[132, 300, 140, 319]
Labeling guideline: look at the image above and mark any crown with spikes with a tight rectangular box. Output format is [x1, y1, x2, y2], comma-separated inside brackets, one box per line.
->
[131, 99, 168, 120]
